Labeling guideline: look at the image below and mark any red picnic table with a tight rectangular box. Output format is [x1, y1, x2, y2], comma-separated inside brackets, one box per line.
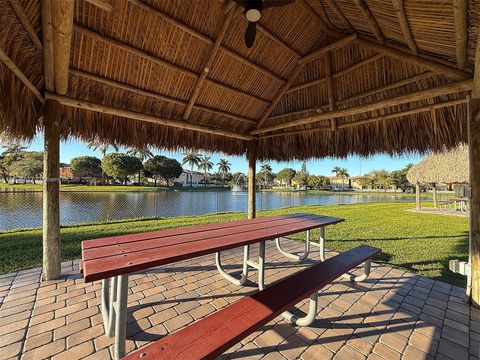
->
[81, 213, 378, 359]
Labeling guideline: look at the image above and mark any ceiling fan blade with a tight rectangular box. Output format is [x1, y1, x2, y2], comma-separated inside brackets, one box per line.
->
[245, 21, 257, 48]
[263, 0, 295, 9]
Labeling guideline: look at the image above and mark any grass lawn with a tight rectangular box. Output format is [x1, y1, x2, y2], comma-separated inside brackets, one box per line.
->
[0, 183, 230, 192]
[0, 202, 468, 287]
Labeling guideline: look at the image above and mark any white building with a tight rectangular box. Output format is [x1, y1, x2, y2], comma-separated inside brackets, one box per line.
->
[174, 170, 207, 186]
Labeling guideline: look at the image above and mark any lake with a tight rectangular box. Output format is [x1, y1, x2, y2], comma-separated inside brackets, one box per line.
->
[0, 190, 423, 231]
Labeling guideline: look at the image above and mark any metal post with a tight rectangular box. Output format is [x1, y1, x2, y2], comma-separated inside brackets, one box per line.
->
[282, 292, 318, 326]
[276, 230, 311, 261]
[258, 241, 265, 290]
[114, 274, 128, 360]
[342, 259, 372, 282]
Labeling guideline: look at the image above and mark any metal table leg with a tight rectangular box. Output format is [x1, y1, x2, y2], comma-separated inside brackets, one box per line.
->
[276, 230, 311, 261]
[101, 274, 129, 360]
[309, 227, 326, 261]
[282, 292, 318, 326]
[342, 259, 371, 282]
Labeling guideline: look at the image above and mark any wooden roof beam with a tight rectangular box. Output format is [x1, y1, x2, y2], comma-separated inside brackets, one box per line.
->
[45, 93, 255, 141]
[70, 69, 257, 126]
[128, 0, 285, 84]
[251, 79, 473, 135]
[296, 0, 343, 38]
[84, 0, 113, 12]
[391, 0, 418, 54]
[259, 98, 467, 138]
[271, 70, 433, 121]
[286, 53, 383, 95]
[7, 0, 42, 51]
[324, 0, 354, 33]
[183, 6, 236, 120]
[51, 0, 74, 95]
[355, 37, 471, 80]
[353, 0, 385, 44]
[73, 25, 270, 106]
[41, 0, 55, 92]
[254, 34, 356, 128]
[453, 0, 468, 70]
[0, 48, 44, 102]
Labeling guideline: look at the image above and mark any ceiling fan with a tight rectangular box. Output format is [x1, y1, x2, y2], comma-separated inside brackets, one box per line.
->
[233, 0, 295, 48]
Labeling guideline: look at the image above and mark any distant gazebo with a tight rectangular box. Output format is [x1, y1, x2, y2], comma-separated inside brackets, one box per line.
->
[407, 145, 469, 210]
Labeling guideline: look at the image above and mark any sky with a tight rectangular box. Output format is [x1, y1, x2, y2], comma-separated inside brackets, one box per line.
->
[16, 135, 424, 177]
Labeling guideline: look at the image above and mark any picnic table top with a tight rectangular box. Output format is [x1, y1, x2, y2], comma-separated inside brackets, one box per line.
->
[81, 212, 344, 282]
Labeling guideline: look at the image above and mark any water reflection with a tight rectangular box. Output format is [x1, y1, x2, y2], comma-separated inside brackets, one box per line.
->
[0, 191, 417, 231]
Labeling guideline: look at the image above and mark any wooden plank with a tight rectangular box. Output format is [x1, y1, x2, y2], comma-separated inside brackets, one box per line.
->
[82, 214, 328, 261]
[83, 216, 345, 281]
[251, 79, 473, 135]
[247, 141, 257, 219]
[82, 213, 312, 250]
[44, 93, 255, 141]
[298, 34, 357, 64]
[324, 0, 354, 33]
[8, 0, 42, 50]
[84, 0, 113, 12]
[123, 245, 380, 360]
[296, 0, 342, 38]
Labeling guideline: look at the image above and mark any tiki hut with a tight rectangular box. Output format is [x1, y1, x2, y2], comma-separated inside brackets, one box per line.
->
[1, 0, 480, 306]
[407, 144, 469, 209]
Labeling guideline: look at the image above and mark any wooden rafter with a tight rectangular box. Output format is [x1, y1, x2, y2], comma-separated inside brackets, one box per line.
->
[324, 0, 354, 33]
[324, 52, 336, 131]
[452, 0, 468, 70]
[73, 25, 270, 106]
[0, 48, 44, 102]
[354, 0, 385, 44]
[45, 93, 254, 141]
[251, 79, 473, 135]
[259, 98, 467, 138]
[355, 37, 471, 80]
[286, 54, 383, 95]
[7, 0, 42, 50]
[51, 0, 74, 95]
[271, 71, 433, 121]
[84, 0, 113, 12]
[255, 34, 357, 129]
[183, 6, 236, 120]
[296, 0, 343, 38]
[391, 0, 418, 54]
[128, 0, 285, 84]
[70, 69, 257, 126]
[41, 0, 55, 92]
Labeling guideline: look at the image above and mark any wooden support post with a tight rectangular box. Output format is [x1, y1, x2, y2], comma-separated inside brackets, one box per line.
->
[415, 182, 421, 211]
[432, 183, 438, 208]
[42, 100, 61, 280]
[247, 141, 257, 219]
[469, 30, 480, 308]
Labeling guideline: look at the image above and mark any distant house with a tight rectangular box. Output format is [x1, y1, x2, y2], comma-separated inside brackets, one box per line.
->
[174, 170, 207, 186]
[59, 164, 73, 178]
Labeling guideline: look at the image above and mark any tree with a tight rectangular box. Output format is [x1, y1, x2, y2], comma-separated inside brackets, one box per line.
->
[127, 146, 154, 184]
[294, 170, 308, 187]
[102, 153, 143, 185]
[331, 166, 342, 190]
[277, 168, 296, 187]
[7, 151, 43, 184]
[160, 158, 183, 186]
[0, 154, 9, 183]
[259, 163, 273, 188]
[70, 156, 102, 178]
[307, 175, 330, 189]
[339, 168, 350, 190]
[87, 137, 119, 183]
[182, 151, 201, 187]
[391, 164, 413, 192]
[217, 159, 231, 182]
[198, 156, 214, 186]
[144, 155, 167, 186]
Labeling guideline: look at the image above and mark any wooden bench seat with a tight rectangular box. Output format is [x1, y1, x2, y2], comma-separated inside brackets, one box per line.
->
[122, 245, 380, 360]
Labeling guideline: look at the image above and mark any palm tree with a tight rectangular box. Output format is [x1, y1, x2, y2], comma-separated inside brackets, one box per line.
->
[217, 159, 231, 183]
[260, 163, 273, 188]
[127, 146, 154, 184]
[182, 151, 201, 187]
[339, 168, 350, 191]
[87, 137, 118, 183]
[331, 166, 342, 190]
[199, 156, 214, 187]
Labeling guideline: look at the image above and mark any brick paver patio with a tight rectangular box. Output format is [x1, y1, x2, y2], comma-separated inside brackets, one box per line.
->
[0, 239, 479, 360]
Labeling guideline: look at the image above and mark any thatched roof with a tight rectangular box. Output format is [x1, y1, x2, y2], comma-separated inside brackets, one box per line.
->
[407, 144, 469, 184]
[0, 0, 479, 160]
